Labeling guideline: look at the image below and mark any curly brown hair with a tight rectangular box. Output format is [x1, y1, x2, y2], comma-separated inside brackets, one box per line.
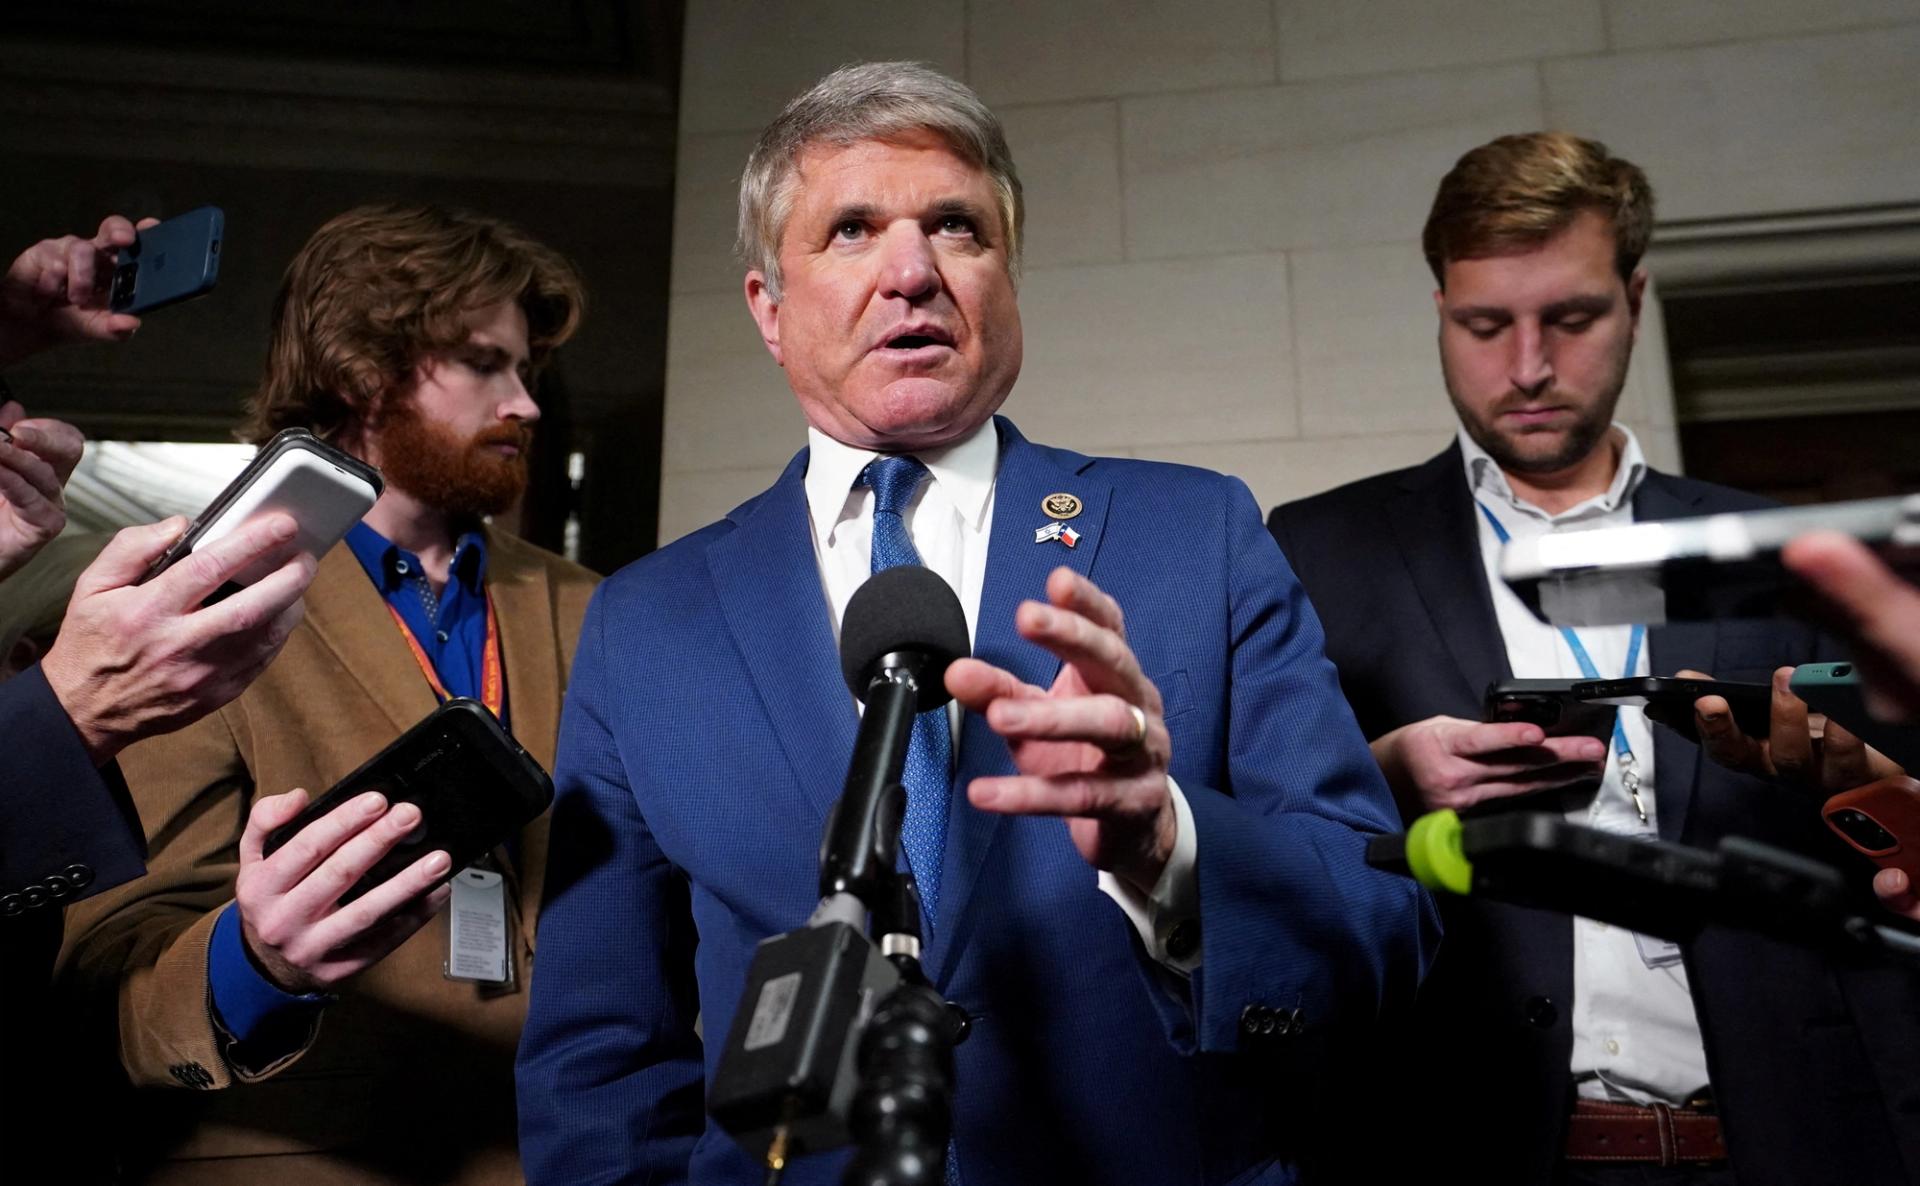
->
[239, 202, 585, 445]
[1422, 132, 1654, 287]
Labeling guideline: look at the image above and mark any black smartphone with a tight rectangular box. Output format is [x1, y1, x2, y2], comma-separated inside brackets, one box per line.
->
[262, 699, 553, 902]
[142, 428, 383, 591]
[1485, 678, 1618, 744]
[108, 205, 224, 314]
[1573, 675, 1772, 742]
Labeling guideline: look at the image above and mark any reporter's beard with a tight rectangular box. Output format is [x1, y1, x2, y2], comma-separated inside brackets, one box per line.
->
[376, 401, 532, 519]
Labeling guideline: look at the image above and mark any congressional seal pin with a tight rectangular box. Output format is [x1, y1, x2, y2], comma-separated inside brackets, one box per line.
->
[1041, 492, 1082, 520]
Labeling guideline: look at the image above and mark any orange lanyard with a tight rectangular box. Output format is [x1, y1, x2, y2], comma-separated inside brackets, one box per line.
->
[385, 587, 505, 719]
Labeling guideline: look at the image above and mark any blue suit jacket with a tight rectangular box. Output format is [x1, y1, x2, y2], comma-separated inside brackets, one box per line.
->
[518, 419, 1439, 1185]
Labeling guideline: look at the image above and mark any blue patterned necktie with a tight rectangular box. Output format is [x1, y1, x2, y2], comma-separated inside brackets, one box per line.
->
[857, 456, 955, 930]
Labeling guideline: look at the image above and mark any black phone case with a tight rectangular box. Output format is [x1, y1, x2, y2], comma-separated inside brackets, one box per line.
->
[1484, 678, 1618, 744]
[140, 427, 384, 586]
[109, 205, 224, 314]
[261, 699, 553, 902]
[1573, 675, 1772, 741]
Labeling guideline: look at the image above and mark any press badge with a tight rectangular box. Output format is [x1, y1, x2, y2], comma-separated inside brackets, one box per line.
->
[445, 866, 512, 985]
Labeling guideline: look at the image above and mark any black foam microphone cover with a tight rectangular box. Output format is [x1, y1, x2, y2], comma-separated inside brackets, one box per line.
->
[839, 565, 970, 712]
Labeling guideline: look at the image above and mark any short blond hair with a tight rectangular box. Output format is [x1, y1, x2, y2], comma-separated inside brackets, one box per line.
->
[1422, 132, 1654, 286]
[736, 61, 1023, 300]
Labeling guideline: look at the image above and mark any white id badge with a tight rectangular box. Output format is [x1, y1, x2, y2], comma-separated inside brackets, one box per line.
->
[1632, 929, 1685, 969]
[445, 866, 512, 985]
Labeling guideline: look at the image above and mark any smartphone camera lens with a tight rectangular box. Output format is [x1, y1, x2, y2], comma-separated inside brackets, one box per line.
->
[109, 263, 137, 308]
[1833, 664, 1853, 678]
[1831, 808, 1898, 852]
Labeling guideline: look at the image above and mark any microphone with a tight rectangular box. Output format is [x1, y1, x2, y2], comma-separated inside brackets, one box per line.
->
[710, 564, 970, 1181]
[821, 565, 971, 903]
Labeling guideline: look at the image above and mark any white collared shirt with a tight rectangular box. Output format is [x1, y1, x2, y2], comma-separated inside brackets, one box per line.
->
[1460, 424, 1712, 1105]
[802, 422, 1200, 973]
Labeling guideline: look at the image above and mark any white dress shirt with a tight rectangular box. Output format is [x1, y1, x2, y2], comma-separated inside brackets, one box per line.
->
[1461, 424, 1713, 1105]
[802, 423, 1201, 973]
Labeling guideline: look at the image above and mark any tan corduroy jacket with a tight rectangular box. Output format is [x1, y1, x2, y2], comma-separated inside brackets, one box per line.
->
[56, 530, 597, 1185]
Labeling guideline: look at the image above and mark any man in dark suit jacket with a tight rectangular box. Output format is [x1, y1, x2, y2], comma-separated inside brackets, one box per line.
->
[518, 62, 1438, 1186]
[1, 217, 315, 1161]
[1270, 133, 1920, 1185]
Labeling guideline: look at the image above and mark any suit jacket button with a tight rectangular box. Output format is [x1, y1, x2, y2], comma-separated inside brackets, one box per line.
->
[0, 893, 21, 917]
[1240, 1004, 1269, 1039]
[62, 863, 94, 889]
[169, 1063, 215, 1090]
[1165, 919, 1200, 961]
[44, 873, 74, 901]
[20, 885, 47, 910]
[1524, 996, 1558, 1029]
[1284, 1006, 1306, 1036]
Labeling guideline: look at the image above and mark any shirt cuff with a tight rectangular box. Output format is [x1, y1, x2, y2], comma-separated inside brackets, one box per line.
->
[1097, 775, 1202, 976]
[207, 902, 330, 1044]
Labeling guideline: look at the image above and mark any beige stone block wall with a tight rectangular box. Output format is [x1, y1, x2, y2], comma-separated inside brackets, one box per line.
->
[658, 1, 1920, 547]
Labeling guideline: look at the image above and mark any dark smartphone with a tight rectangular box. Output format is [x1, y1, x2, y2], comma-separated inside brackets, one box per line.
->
[142, 428, 383, 591]
[1573, 675, 1772, 742]
[1824, 776, 1920, 883]
[262, 699, 553, 902]
[1792, 662, 1920, 770]
[108, 205, 224, 314]
[1485, 678, 1618, 744]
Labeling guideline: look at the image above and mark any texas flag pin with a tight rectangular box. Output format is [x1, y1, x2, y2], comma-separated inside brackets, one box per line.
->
[1034, 520, 1081, 548]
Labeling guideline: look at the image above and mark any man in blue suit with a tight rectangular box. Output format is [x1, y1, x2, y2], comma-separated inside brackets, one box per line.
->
[517, 62, 1438, 1185]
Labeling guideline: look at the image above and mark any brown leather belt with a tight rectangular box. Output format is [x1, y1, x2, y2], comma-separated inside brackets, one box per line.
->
[1564, 1098, 1726, 1165]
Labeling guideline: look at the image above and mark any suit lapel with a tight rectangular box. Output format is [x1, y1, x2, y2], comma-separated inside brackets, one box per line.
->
[300, 543, 442, 736]
[485, 530, 564, 941]
[1388, 445, 1510, 705]
[929, 420, 1112, 976]
[707, 451, 861, 829]
[1637, 474, 1715, 843]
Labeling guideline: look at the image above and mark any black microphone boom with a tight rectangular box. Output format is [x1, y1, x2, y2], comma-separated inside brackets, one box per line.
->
[820, 565, 970, 903]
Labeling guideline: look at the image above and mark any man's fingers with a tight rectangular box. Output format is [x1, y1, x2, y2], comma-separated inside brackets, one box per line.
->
[307, 846, 453, 956]
[239, 788, 310, 867]
[151, 511, 299, 610]
[190, 549, 315, 645]
[968, 772, 1127, 818]
[94, 215, 139, 248]
[71, 516, 187, 595]
[1015, 598, 1152, 704]
[66, 236, 101, 303]
[1873, 867, 1920, 922]
[1766, 666, 1815, 779]
[9, 417, 85, 483]
[254, 790, 388, 900]
[281, 800, 424, 921]
[0, 433, 66, 505]
[1045, 566, 1126, 637]
[1695, 698, 1765, 773]
[986, 692, 1147, 751]
[1449, 719, 1548, 757]
[945, 656, 1045, 714]
[326, 882, 454, 969]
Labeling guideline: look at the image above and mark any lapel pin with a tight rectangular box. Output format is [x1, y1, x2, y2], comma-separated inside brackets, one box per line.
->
[1041, 492, 1083, 520]
[1034, 520, 1081, 548]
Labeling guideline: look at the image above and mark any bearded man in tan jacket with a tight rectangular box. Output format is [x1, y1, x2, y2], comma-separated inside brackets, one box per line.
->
[57, 203, 599, 1185]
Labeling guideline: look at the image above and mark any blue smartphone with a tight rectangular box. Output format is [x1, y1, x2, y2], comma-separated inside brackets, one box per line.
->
[108, 205, 223, 314]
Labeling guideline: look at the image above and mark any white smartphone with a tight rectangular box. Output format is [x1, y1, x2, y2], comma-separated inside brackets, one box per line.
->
[143, 428, 383, 593]
[1499, 495, 1920, 627]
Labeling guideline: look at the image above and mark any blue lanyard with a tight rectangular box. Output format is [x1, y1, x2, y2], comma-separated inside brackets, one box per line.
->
[1477, 502, 1644, 766]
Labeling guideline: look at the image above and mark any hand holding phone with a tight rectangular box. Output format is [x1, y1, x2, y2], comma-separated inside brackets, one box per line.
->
[1681, 666, 1902, 793]
[236, 787, 454, 995]
[1573, 675, 1772, 743]
[0, 214, 159, 365]
[1375, 707, 1608, 816]
[1824, 776, 1920, 887]
[107, 205, 223, 315]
